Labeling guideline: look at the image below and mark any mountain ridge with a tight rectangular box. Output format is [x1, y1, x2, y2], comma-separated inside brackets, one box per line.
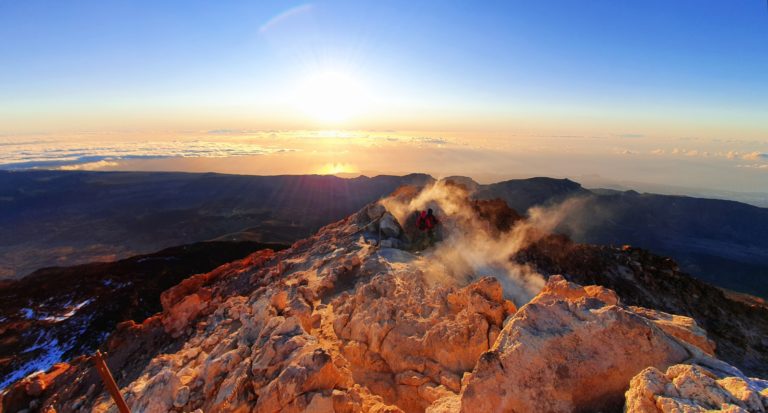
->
[1, 181, 766, 412]
[1, 170, 766, 298]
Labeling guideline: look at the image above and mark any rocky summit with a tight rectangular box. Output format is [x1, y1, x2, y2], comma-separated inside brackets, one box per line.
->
[2, 182, 767, 413]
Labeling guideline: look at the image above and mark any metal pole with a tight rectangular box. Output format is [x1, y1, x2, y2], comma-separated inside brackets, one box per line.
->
[93, 350, 131, 413]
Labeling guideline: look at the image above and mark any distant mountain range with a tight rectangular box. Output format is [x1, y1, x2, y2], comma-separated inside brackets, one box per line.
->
[1, 170, 766, 298]
[0, 170, 431, 279]
[473, 177, 768, 298]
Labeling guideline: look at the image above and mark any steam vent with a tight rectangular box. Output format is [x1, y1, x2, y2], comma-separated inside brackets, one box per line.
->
[3, 182, 768, 413]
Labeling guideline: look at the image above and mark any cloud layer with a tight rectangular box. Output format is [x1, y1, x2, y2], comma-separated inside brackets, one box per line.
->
[0, 138, 290, 171]
[1, 131, 766, 199]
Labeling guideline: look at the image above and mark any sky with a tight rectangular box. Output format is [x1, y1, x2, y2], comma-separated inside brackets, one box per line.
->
[1, 1, 767, 201]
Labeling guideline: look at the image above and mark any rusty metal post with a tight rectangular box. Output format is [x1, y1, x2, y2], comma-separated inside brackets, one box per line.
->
[93, 350, 131, 413]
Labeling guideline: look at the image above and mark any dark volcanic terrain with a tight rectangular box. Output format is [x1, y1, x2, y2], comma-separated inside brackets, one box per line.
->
[1, 171, 767, 299]
[0, 170, 431, 279]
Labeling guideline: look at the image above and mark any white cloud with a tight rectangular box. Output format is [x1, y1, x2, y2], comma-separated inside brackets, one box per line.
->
[0, 138, 292, 170]
[684, 149, 700, 157]
[57, 160, 119, 171]
[742, 152, 768, 161]
[410, 136, 449, 145]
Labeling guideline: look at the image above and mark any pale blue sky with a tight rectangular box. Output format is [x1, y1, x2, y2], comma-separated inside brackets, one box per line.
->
[1, 1, 767, 197]
[1, 0, 767, 134]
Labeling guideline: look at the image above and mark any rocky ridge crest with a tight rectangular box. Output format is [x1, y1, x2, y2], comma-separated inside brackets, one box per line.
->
[2, 186, 766, 413]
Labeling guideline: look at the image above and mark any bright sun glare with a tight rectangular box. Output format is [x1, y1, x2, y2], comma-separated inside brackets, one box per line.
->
[317, 162, 357, 175]
[294, 72, 367, 124]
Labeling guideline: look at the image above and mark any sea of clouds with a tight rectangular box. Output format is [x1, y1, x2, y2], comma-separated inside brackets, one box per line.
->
[0, 130, 453, 171]
[0, 137, 293, 170]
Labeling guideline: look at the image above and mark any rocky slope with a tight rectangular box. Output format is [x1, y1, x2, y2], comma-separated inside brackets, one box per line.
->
[2, 181, 766, 412]
[514, 235, 768, 377]
[0, 241, 287, 391]
[0, 171, 433, 279]
[626, 364, 768, 413]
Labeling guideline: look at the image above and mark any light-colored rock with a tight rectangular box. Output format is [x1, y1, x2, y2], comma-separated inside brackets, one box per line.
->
[425, 395, 461, 413]
[162, 292, 209, 337]
[630, 306, 717, 355]
[367, 203, 386, 221]
[124, 366, 181, 413]
[332, 274, 514, 412]
[626, 364, 768, 413]
[456, 275, 691, 413]
[379, 212, 401, 238]
[718, 377, 766, 412]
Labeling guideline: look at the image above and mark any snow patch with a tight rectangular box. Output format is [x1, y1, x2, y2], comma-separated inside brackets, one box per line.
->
[0, 310, 95, 391]
[37, 299, 93, 323]
[20, 308, 34, 319]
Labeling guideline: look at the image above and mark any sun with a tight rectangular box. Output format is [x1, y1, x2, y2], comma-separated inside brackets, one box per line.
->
[294, 71, 367, 124]
[317, 162, 357, 175]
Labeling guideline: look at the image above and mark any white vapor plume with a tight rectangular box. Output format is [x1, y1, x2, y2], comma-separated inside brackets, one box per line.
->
[380, 180, 589, 306]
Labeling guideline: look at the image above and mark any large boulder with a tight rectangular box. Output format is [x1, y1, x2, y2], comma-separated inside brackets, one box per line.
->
[379, 212, 402, 238]
[456, 275, 692, 413]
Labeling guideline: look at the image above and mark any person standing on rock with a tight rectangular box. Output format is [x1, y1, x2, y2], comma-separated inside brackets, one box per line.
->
[416, 210, 428, 249]
[415, 209, 439, 248]
[425, 208, 439, 245]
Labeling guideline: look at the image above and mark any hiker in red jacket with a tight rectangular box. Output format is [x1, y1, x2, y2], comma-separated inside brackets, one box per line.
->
[416, 210, 427, 230]
[416, 208, 439, 248]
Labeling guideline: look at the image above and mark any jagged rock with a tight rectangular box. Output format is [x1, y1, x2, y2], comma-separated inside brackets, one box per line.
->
[456, 275, 691, 413]
[425, 395, 461, 413]
[366, 203, 387, 221]
[173, 385, 190, 407]
[630, 306, 717, 356]
[515, 235, 768, 378]
[25, 363, 69, 396]
[162, 292, 210, 337]
[3, 195, 766, 413]
[379, 212, 402, 238]
[120, 363, 181, 413]
[625, 364, 768, 412]
[0, 362, 71, 412]
[332, 274, 515, 412]
[379, 238, 404, 249]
